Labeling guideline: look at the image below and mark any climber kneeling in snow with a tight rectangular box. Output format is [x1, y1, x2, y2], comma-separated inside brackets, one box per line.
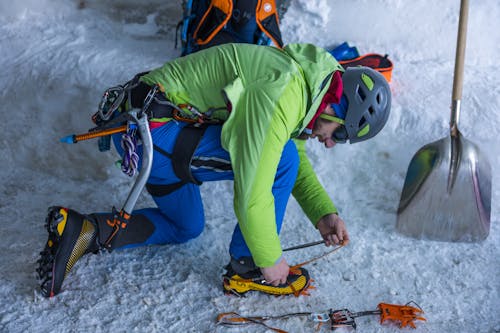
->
[36, 42, 391, 298]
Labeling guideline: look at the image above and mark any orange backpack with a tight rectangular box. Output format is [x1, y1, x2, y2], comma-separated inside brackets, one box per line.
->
[178, 0, 286, 55]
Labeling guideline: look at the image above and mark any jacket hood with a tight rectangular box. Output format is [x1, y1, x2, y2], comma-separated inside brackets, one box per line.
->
[282, 43, 344, 136]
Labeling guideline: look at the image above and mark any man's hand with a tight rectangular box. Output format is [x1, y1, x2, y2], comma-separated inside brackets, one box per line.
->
[317, 213, 350, 246]
[260, 257, 289, 286]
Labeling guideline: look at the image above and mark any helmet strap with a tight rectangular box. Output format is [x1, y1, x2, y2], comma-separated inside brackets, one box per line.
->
[319, 113, 345, 125]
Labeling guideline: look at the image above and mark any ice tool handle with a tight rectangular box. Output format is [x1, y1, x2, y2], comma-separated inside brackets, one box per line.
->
[104, 109, 153, 249]
[114, 85, 156, 214]
[121, 110, 153, 214]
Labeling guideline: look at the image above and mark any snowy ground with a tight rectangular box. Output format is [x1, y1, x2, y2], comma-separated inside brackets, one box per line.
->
[0, 0, 499, 332]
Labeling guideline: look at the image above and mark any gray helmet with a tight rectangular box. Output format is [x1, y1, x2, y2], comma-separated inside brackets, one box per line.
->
[332, 66, 391, 144]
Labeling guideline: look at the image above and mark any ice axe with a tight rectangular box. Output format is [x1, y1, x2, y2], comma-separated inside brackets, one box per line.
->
[396, 0, 491, 242]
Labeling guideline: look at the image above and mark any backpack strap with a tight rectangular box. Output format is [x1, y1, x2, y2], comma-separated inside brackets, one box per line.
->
[256, 0, 283, 48]
[191, 0, 283, 49]
[193, 0, 233, 45]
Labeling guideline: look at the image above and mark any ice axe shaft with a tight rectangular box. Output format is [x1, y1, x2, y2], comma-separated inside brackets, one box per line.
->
[60, 125, 127, 144]
[282, 240, 325, 251]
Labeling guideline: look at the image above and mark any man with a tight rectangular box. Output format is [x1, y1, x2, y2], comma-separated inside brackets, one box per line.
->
[36, 42, 391, 297]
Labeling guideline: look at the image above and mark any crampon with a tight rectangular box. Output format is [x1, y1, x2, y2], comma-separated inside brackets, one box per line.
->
[222, 244, 344, 297]
[223, 266, 315, 297]
[216, 301, 426, 332]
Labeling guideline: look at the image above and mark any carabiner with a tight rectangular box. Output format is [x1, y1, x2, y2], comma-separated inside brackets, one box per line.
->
[97, 86, 126, 122]
[141, 85, 159, 116]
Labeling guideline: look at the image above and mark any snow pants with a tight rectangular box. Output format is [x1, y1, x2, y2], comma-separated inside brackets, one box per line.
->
[108, 120, 299, 261]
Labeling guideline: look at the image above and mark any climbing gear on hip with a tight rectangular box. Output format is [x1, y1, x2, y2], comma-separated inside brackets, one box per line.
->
[61, 71, 152, 153]
[57, 69, 232, 247]
[60, 77, 156, 251]
[93, 72, 153, 120]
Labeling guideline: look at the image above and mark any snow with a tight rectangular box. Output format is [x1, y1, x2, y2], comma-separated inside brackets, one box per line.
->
[0, 0, 498, 332]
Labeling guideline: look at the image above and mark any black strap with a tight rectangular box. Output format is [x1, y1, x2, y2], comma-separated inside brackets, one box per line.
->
[172, 124, 208, 185]
[130, 82, 175, 119]
[146, 124, 208, 197]
[146, 181, 188, 197]
[130, 81, 152, 108]
[91, 212, 156, 250]
[259, 12, 283, 47]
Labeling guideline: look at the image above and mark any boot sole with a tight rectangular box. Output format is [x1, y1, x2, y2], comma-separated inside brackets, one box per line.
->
[37, 207, 95, 297]
[37, 207, 66, 297]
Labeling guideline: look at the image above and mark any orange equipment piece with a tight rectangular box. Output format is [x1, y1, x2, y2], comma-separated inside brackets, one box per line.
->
[378, 302, 427, 329]
[339, 53, 394, 82]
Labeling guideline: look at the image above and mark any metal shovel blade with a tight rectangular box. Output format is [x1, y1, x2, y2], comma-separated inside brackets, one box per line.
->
[396, 131, 491, 242]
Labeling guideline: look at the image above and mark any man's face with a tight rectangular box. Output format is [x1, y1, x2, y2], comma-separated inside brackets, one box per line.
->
[310, 104, 343, 148]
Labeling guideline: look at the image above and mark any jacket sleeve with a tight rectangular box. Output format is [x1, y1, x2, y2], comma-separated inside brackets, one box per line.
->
[220, 77, 304, 268]
[292, 139, 338, 227]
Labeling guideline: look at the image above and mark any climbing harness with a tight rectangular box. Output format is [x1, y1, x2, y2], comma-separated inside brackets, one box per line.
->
[59, 71, 233, 247]
[216, 301, 426, 332]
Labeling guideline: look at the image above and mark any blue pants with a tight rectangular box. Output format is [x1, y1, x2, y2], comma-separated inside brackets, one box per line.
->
[112, 121, 299, 260]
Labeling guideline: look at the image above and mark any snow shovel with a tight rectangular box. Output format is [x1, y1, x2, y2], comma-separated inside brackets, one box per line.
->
[396, 0, 491, 242]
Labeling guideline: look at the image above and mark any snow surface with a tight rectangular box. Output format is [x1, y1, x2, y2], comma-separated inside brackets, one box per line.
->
[0, 0, 499, 332]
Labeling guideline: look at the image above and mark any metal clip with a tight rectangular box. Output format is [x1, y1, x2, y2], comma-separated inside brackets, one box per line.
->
[329, 309, 357, 330]
[97, 86, 126, 122]
[310, 312, 330, 323]
[141, 85, 159, 116]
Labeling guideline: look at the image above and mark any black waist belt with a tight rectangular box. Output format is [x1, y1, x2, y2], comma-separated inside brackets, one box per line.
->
[131, 82, 175, 120]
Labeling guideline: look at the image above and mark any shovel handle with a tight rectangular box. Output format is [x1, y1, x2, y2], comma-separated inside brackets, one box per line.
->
[450, 0, 469, 135]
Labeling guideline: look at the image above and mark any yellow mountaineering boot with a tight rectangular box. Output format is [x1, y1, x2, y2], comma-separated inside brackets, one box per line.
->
[222, 257, 311, 297]
[36, 207, 99, 297]
[36, 207, 155, 297]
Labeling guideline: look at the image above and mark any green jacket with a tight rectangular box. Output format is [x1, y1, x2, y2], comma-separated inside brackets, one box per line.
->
[141, 43, 343, 267]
